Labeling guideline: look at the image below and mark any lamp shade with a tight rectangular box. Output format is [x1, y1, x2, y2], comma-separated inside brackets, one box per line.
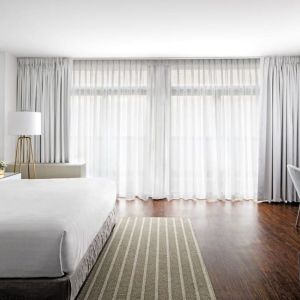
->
[8, 112, 42, 136]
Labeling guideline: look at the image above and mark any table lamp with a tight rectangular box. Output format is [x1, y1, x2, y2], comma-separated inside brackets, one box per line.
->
[8, 112, 42, 179]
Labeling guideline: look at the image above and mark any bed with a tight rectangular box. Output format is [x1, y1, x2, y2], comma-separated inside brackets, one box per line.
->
[0, 177, 117, 300]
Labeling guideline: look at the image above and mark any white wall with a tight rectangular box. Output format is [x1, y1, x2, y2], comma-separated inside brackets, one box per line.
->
[0, 52, 17, 162]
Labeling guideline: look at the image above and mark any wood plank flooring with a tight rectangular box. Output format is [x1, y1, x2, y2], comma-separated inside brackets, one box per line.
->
[116, 199, 300, 299]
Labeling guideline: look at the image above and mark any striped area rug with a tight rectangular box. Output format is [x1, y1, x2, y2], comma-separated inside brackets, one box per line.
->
[77, 217, 216, 300]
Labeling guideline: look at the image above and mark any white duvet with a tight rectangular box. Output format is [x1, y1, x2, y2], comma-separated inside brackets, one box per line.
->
[0, 178, 116, 278]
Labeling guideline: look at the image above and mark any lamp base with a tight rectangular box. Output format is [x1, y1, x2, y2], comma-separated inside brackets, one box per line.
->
[14, 136, 36, 179]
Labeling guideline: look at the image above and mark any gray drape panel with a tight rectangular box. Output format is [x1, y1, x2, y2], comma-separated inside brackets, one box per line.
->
[258, 57, 300, 202]
[17, 58, 70, 163]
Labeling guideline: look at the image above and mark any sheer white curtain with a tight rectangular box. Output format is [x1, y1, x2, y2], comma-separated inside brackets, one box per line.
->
[70, 60, 151, 198]
[70, 59, 259, 200]
[169, 59, 259, 200]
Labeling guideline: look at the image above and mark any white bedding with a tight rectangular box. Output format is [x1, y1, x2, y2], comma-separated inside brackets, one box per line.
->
[0, 178, 116, 278]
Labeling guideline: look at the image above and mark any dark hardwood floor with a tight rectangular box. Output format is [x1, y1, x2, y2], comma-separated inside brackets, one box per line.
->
[116, 199, 300, 299]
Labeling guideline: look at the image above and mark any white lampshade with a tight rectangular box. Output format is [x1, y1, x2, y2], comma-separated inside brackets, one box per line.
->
[8, 112, 42, 136]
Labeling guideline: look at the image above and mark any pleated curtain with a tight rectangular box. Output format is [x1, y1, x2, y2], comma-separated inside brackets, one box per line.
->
[16, 56, 300, 202]
[169, 59, 259, 199]
[70, 60, 151, 198]
[147, 61, 171, 198]
[70, 59, 259, 200]
[258, 57, 300, 202]
[17, 58, 71, 163]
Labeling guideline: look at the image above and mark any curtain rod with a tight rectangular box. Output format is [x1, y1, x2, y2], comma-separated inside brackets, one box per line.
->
[17, 55, 300, 60]
[72, 56, 260, 61]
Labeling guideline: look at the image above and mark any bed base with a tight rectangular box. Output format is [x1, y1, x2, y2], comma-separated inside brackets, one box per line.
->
[0, 207, 116, 300]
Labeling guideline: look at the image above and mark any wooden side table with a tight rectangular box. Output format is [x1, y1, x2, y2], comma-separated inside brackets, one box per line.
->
[0, 172, 21, 181]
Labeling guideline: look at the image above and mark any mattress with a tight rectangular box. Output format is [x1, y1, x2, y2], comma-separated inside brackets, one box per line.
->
[0, 177, 116, 278]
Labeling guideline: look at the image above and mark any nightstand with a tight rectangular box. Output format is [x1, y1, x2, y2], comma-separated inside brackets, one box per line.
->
[0, 172, 21, 181]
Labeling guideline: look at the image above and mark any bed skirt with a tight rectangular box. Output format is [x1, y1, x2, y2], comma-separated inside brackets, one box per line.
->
[0, 206, 117, 300]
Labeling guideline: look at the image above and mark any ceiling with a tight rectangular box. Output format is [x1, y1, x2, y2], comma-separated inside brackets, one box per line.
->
[0, 0, 300, 58]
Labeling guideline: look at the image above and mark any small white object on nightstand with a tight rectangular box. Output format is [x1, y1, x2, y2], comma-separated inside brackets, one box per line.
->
[0, 172, 21, 181]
